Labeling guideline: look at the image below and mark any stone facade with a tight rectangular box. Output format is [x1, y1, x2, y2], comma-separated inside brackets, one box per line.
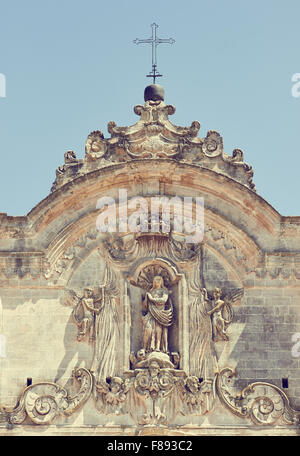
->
[0, 85, 300, 436]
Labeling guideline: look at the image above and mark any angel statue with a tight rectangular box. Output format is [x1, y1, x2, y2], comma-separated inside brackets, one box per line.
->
[142, 275, 173, 353]
[95, 377, 131, 413]
[72, 288, 102, 342]
[206, 287, 244, 341]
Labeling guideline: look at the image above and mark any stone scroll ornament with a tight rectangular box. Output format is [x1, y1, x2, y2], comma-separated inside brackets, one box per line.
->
[92, 357, 215, 425]
[2, 368, 93, 425]
[216, 368, 300, 425]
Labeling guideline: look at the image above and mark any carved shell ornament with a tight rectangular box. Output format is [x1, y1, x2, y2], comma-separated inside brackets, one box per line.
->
[85, 130, 105, 160]
[128, 259, 182, 291]
[133, 264, 172, 290]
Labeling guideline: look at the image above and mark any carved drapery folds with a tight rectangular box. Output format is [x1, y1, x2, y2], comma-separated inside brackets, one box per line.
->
[188, 255, 218, 379]
[51, 96, 255, 193]
[69, 265, 121, 384]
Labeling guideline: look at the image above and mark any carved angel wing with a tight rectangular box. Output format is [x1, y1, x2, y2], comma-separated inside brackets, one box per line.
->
[96, 381, 110, 395]
[221, 301, 233, 324]
[121, 379, 131, 394]
[222, 288, 244, 324]
[64, 289, 84, 324]
[64, 289, 81, 307]
[224, 288, 244, 303]
[63, 289, 84, 323]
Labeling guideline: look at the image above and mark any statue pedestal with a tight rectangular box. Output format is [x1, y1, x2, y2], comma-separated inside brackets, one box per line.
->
[144, 351, 174, 368]
[130, 349, 179, 369]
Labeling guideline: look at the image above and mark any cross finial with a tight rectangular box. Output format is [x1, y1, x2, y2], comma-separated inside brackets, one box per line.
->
[133, 23, 175, 83]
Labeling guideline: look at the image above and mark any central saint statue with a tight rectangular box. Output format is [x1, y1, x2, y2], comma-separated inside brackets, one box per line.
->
[142, 275, 173, 353]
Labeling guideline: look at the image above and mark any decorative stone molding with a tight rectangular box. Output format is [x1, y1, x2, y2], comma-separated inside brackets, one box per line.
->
[254, 252, 300, 280]
[85, 130, 105, 161]
[216, 368, 300, 426]
[43, 227, 101, 282]
[51, 95, 256, 193]
[94, 362, 215, 425]
[4, 365, 300, 427]
[2, 368, 93, 426]
[3, 225, 300, 284]
[51, 151, 84, 193]
[204, 223, 259, 274]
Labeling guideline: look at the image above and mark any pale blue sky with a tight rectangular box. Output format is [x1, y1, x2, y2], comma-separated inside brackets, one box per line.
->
[0, 0, 300, 216]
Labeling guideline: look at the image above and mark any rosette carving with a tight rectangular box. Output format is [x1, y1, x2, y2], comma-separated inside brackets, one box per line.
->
[85, 130, 105, 161]
[134, 367, 175, 399]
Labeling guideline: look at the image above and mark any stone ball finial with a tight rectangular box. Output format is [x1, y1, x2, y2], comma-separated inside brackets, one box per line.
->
[144, 84, 165, 102]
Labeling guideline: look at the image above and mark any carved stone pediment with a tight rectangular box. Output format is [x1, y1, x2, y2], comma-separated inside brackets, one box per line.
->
[50, 89, 256, 193]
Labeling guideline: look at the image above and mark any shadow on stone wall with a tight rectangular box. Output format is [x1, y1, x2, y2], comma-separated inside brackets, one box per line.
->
[54, 313, 93, 386]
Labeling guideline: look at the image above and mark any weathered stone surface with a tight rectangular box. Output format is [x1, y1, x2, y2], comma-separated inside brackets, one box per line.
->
[0, 87, 300, 436]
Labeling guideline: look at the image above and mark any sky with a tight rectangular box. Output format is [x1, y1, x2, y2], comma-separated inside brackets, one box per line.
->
[0, 0, 300, 216]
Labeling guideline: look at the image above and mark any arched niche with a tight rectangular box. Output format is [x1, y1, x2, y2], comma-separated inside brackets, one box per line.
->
[126, 257, 187, 371]
[53, 217, 248, 378]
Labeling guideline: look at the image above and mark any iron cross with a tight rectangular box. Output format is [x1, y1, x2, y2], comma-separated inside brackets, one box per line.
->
[133, 23, 175, 83]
